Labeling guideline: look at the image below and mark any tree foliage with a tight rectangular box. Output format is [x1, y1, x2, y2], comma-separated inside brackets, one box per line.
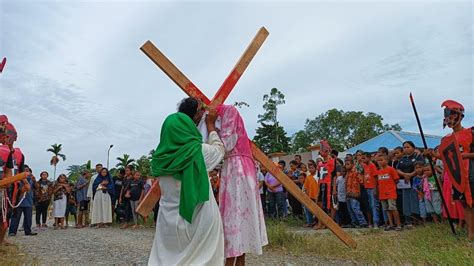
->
[136, 155, 151, 177]
[47, 143, 66, 179]
[291, 109, 402, 152]
[253, 88, 290, 154]
[253, 122, 291, 154]
[115, 154, 135, 169]
[257, 88, 285, 124]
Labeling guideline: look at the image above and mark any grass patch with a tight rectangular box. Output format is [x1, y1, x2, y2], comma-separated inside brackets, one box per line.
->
[265, 220, 474, 264]
[0, 243, 28, 265]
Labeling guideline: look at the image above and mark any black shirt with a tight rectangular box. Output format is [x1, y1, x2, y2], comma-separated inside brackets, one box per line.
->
[397, 153, 424, 183]
[127, 179, 144, 201]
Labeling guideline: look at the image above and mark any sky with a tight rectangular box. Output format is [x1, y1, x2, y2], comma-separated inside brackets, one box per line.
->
[0, 0, 472, 178]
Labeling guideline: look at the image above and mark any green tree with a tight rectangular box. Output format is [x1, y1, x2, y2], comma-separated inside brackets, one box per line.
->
[253, 88, 290, 153]
[292, 109, 402, 152]
[257, 88, 285, 124]
[47, 143, 66, 180]
[116, 154, 135, 169]
[290, 130, 312, 153]
[136, 155, 151, 177]
[253, 123, 291, 154]
[66, 164, 82, 183]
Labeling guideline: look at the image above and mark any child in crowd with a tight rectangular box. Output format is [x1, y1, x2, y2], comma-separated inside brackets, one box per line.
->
[361, 152, 380, 228]
[209, 168, 220, 203]
[413, 162, 427, 224]
[65, 181, 77, 228]
[75, 171, 90, 228]
[125, 171, 144, 228]
[334, 167, 350, 227]
[376, 155, 402, 231]
[345, 159, 367, 228]
[52, 174, 71, 230]
[303, 164, 318, 228]
[423, 166, 442, 223]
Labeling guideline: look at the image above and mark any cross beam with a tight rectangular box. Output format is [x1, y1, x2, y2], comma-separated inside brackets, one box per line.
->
[0, 172, 27, 187]
[138, 27, 357, 248]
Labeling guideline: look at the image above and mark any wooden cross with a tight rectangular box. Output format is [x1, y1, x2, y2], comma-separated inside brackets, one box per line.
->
[0, 172, 27, 187]
[138, 27, 357, 248]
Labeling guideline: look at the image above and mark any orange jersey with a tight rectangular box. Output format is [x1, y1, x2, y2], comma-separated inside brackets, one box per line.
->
[376, 166, 400, 200]
[363, 162, 378, 189]
[304, 174, 319, 200]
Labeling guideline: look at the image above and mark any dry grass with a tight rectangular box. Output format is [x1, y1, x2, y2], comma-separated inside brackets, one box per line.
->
[265, 219, 474, 264]
[0, 243, 28, 265]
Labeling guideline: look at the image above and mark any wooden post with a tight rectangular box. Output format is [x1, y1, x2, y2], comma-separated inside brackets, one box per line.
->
[138, 27, 357, 248]
[0, 172, 27, 187]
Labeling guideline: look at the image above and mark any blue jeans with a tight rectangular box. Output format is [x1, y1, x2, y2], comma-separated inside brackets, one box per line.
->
[367, 188, 380, 225]
[304, 205, 314, 224]
[267, 191, 286, 218]
[347, 198, 367, 226]
[9, 206, 33, 235]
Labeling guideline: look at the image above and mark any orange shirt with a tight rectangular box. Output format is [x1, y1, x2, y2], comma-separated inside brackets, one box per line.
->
[346, 169, 362, 198]
[363, 162, 378, 189]
[376, 166, 400, 200]
[303, 174, 319, 200]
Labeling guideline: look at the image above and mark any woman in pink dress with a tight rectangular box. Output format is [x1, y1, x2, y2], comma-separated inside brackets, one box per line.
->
[217, 105, 268, 266]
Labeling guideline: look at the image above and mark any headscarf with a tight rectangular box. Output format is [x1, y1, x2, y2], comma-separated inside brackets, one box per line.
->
[151, 112, 208, 223]
[92, 170, 115, 198]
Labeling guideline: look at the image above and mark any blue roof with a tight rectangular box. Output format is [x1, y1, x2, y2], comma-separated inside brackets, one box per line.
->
[345, 131, 442, 153]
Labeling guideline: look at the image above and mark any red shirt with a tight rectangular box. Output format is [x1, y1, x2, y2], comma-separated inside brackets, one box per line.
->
[346, 169, 362, 198]
[377, 166, 400, 200]
[318, 158, 335, 184]
[363, 162, 378, 189]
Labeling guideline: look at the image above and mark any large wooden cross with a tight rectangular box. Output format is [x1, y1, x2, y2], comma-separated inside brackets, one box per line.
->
[0, 172, 27, 187]
[138, 27, 357, 248]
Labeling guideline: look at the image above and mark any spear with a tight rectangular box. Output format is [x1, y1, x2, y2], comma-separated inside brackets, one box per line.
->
[409, 93, 456, 235]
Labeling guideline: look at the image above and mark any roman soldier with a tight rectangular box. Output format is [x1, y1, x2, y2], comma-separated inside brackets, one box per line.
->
[429, 100, 474, 241]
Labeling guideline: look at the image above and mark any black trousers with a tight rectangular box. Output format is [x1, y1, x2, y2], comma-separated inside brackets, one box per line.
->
[9, 207, 33, 235]
[153, 201, 160, 222]
[35, 201, 49, 225]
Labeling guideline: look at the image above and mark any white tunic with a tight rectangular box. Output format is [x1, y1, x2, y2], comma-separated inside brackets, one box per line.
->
[148, 131, 225, 266]
[87, 173, 98, 212]
[90, 189, 112, 224]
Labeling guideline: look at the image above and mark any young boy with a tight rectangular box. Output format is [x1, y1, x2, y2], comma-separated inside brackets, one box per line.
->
[361, 152, 380, 228]
[376, 155, 402, 231]
[125, 171, 144, 228]
[65, 181, 77, 228]
[345, 159, 367, 228]
[209, 169, 220, 203]
[413, 161, 428, 224]
[334, 167, 350, 227]
[303, 164, 318, 228]
[423, 166, 442, 223]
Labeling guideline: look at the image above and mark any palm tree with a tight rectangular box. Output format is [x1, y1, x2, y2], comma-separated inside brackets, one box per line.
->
[47, 143, 66, 179]
[116, 154, 135, 169]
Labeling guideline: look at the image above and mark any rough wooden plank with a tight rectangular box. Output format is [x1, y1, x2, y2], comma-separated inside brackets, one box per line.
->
[209, 27, 269, 108]
[136, 180, 161, 217]
[250, 142, 357, 248]
[0, 172, 27, 187]
[140, 41, 211, 104]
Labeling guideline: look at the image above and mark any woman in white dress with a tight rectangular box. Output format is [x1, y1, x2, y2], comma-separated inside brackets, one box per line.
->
[52, 174, 70, 229]
[91, 168, 115, 227]
[148, 98, 225, 265]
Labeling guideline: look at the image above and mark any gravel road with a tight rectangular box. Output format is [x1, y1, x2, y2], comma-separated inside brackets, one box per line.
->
[8, 222, 336, 265]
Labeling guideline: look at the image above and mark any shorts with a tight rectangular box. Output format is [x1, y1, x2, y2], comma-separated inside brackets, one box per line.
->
[425, 191, 442, 215]
[381, 199, 397, 211]
[65, 205, 77, 216]
[79, 200, 89, 212]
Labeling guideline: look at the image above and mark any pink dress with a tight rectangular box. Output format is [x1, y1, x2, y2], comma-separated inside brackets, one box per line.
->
[217, 105, 268, 258]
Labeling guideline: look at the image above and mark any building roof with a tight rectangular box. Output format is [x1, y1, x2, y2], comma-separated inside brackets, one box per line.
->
[344, 130, 442, 154]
